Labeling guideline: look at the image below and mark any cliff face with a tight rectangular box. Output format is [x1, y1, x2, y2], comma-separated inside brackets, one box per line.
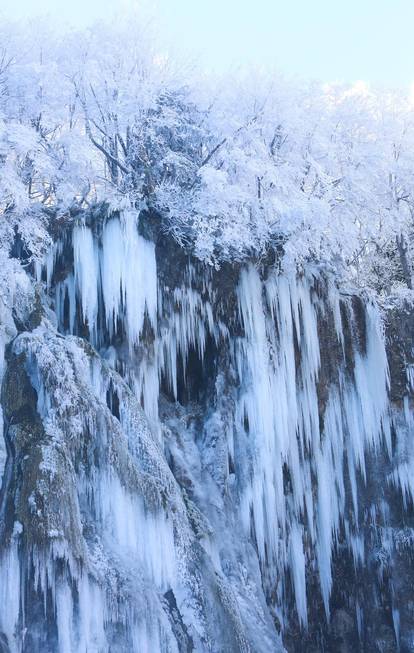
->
[0, 209, 413, 653]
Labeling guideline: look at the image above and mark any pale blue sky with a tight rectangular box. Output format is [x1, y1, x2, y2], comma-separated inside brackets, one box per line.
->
[1, 0, 413, 86]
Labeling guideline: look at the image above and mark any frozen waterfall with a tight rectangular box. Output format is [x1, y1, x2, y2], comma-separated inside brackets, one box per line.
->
[0, 209, 413, 652]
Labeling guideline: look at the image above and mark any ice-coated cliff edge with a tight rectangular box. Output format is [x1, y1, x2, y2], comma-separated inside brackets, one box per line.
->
[0, 208, 413, 653]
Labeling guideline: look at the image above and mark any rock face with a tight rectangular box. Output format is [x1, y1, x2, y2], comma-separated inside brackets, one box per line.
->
[0, 208, 413, 652]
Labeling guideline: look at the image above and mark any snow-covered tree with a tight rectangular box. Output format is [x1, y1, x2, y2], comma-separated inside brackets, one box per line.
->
[0, 18, 412, 292]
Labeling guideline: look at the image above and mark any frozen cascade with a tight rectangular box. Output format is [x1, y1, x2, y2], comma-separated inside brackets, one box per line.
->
[57, 229, 218, 426]
[96, 473, 176, 590]
[0, 324, 191, 653]
[100, 211, 157, 345]
[56, 211, 160, 425]
[235, 266, 390, 623]
[71, 211, 157, 347]
[1, 208, 414, 651]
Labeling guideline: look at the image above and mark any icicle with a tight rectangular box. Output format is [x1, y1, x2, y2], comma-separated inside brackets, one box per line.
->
[132, 356, 160, 430]
[237, 265, 284, 562]
[101, 217, 124, 339]
[76, 575, 107, 653]
[100, 212, 157, 345]
[289, 522, 307, 628]
[56, 582, 74, 653]
[407, 364, 414, 393]
[0, 541, 21, 652]
[352, 301, 390, 454]
[392, 607, 400, 651]
[157, 267, 217, 402]
[73, 225, 99, 342]
[356, 601, 363, 639]
[236, 266, 391, 626]
[72, 213, 158, 348]
[55, 275, 76, 336]
[96, 474, 176, 590]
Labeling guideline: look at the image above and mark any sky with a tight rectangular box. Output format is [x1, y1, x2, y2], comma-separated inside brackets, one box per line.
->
[0, 0, 413, 86]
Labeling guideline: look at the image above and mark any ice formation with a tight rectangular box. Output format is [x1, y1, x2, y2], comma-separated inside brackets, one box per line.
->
[235, 267, 391, 622]
[0, 208, 413, 652]
[68, 211, 157, 348]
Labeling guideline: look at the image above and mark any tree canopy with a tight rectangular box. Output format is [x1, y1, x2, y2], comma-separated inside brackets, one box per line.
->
[0, 18, 413, 293]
